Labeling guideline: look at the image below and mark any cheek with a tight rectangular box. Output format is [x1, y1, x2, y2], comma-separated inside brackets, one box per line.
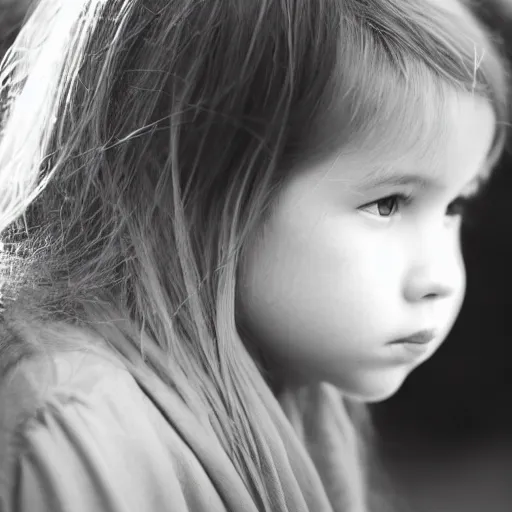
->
[241, 215, 350, 312]
[237, 213, 399, 355]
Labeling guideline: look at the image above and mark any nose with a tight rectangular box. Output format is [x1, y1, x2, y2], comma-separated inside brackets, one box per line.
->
[404, 270, 455, 303]
[403, 235, 464, 304]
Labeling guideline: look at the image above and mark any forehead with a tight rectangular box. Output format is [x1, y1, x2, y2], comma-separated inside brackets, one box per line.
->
[331, 90, 496, 186]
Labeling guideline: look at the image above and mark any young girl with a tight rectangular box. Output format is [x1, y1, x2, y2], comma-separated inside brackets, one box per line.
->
[0, 1, 508, 511]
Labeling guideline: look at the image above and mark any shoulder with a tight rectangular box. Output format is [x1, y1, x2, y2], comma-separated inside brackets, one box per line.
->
[0, 328, 142, 452]
[0, 314, 144, 437]
[0, 341, 191, 511]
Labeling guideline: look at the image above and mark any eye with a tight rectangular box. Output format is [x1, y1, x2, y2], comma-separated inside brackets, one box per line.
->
[359, 194, 410, 218]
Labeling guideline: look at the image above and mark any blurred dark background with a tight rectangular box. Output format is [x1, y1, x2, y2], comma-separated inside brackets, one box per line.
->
[1, 1, 512, 511]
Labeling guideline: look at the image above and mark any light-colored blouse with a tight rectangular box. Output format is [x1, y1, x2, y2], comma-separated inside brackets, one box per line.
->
[0, 347, 369, 512]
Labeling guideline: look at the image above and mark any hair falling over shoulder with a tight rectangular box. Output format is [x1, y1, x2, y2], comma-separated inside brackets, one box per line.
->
[0, 1, 508, 510]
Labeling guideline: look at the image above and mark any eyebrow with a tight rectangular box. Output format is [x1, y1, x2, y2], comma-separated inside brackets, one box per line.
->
[357, 172, 433, 190]
[357, 168, 488, 195]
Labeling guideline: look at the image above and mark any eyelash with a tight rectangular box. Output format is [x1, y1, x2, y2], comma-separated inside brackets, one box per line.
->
[361, 193, 475, 218]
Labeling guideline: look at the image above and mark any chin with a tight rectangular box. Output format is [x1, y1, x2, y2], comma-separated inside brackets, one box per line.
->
[340, 371, 409, 403]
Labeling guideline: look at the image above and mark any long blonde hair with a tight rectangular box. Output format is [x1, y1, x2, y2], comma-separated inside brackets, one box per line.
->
[0, 0, 508, 510]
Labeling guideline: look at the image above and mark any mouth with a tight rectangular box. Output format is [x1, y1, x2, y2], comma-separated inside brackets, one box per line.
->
[388, 329, 437, 346]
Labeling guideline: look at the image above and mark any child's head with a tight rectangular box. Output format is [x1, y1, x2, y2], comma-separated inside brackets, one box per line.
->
[0, 0, 508, 498]
[239, 91, 496, 402]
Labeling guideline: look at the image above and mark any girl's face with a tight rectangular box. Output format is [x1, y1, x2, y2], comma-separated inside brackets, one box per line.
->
[238, 92, 496, 402]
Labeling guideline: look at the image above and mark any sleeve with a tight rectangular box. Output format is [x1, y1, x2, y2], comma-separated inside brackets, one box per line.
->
[0, 360, 191, 512]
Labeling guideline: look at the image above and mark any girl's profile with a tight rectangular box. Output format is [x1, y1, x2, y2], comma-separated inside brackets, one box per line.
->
[0, 1, 508, 511]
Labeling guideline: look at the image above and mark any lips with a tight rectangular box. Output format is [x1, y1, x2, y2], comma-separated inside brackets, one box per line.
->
[388, 329, 436, 345]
